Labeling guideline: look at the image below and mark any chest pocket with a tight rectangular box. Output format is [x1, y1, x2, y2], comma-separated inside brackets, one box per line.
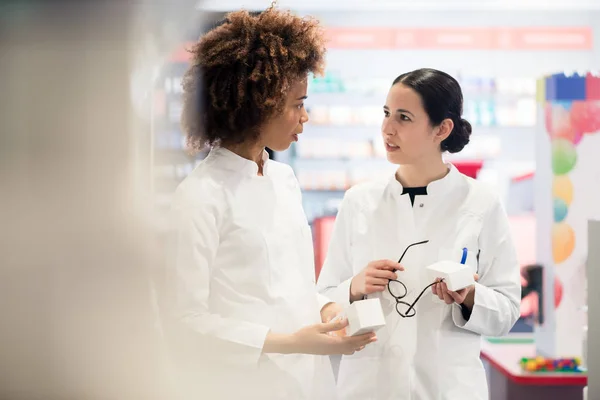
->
[437, 211, 483, 275]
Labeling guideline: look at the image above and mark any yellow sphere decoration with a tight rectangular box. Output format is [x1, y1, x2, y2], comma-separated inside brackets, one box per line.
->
[552, 223, 576, 264]
[553, 175, 574, 206]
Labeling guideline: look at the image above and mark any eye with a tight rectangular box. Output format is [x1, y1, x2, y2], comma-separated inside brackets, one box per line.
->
[296, 103, 305, 110]
[399, 114, 411, 122]
[383, 110, 390, 117]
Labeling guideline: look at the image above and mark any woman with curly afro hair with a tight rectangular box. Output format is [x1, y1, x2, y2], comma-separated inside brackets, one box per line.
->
[166, 8, 377, 400]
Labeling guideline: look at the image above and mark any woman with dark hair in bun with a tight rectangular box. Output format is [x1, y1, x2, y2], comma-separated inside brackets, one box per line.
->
[318, 68, 521, 399]
[167, 8, 376, 400]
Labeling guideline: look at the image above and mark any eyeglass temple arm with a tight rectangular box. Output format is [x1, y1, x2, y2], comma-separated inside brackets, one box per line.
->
[401, 280, 441, 317]
[397, 240, 430, 264]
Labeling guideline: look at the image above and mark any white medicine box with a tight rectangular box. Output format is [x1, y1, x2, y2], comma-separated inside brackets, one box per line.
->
[345, 298, 386, 336]
[426, 260, 474, 292]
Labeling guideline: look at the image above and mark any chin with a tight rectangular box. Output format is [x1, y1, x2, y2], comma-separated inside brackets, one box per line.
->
[386, 153, 405, 165]
[267, 142, 291, 152]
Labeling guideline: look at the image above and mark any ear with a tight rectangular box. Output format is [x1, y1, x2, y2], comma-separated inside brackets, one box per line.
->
[433, 118, 454, 144]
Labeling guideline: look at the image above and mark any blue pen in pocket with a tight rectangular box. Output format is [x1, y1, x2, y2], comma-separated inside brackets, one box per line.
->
[460, 247, 468, 265]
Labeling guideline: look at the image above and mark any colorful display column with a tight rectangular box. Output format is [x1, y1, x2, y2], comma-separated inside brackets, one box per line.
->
[535, 72, 600, 358]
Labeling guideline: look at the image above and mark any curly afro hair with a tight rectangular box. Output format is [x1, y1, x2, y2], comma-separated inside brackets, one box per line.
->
[181, 9, 326, 151]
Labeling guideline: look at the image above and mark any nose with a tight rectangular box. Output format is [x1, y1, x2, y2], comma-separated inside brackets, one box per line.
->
[300, 107, 309, 124]
[382, 116, 394, 136]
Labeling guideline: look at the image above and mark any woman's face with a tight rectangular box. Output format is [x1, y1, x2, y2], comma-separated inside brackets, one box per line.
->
[261, 77, 309, 152]
[382, 83, 450, 165]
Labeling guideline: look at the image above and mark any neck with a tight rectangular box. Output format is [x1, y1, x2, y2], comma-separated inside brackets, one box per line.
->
[222, 141, 265, 175]
[395, 155, 448, 188]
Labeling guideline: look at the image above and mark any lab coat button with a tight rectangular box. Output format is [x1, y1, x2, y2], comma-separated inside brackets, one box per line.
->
[419, 203, 424, 208]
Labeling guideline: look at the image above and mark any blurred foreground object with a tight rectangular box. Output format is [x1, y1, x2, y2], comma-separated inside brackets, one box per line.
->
[0, 1, 198, 399]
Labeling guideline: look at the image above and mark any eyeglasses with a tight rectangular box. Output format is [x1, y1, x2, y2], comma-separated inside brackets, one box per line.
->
[387, 240, 441, 318]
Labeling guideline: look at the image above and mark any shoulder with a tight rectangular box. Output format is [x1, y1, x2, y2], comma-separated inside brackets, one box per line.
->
[171, 161, 229, 216]
[460, 174, 504, 219]
[267, 159, 296, 180]
[342, 178, 389, 209]
[267, 159, 301, 192]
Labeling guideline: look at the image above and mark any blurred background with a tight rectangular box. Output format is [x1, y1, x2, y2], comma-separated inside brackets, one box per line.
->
[153, 0, 599, 332]
[0, 0, 598, 399]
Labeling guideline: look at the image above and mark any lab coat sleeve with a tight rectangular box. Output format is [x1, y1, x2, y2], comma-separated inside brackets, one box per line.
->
[452, 199, 522, 337]
[317, 293, 334, 311]
[316, 194, 355, 307]
[170, 202, 270, 366]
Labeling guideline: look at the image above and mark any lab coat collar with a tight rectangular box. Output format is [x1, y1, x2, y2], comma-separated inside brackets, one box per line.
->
[388, 163, 461, 197]
[208, 146, 270, 176]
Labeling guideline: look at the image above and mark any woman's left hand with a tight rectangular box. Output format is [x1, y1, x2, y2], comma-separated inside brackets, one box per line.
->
[432, 274, 479, 309]
[320, 302, 343, 323]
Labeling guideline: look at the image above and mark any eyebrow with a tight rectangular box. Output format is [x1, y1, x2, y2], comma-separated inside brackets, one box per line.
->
[297, 95, 308, 100]
[383, 105, 415, 117]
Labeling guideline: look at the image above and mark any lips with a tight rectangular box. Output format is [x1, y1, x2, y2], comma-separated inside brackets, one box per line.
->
[292, 127, 302, 142]
[385, 141, 400, 152]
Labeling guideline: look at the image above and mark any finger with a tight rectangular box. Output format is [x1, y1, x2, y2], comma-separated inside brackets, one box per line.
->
[437, 283, 445, 300]
[474, 273, 479, 282]
[448, 290, 464, 304]
[441, 282, 452, 303]
[453, 287, 469, 302]
[393, 264, 405, 272]
[443, 293, 454, 304]
[370, 270, 398, 281]
[320, 318, 349, 333]
[367, 277, 391, 286]
[349, 333, 377, 347]
[356, 345, 365, 352]
[365, 284, 386, 294]
[441, 282, 454, 304]
[350, 331, 376, 341]
[371, 260, 402, 271]
[432, 278, 442, 296]
[350, 337, 375, 349]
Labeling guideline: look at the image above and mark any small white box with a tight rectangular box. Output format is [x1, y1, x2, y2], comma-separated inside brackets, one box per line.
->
[426, 260, 475, 292]
[345, 298, 386, 336]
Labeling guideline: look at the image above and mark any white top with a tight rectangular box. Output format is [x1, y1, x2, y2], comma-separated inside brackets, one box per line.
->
[317, 164, 522, 400]
[166, 147, 335, 400]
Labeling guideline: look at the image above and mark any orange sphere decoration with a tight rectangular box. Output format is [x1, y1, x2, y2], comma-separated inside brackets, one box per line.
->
[552, 223, 575, 264]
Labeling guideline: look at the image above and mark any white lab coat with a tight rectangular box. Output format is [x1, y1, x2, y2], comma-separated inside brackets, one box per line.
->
[165, 147, 336, 400]
[317, 164, 521, 400]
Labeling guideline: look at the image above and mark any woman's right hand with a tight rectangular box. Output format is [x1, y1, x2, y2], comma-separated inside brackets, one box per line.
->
[349, 260, 404, 302]
[291, 318, 377, 355]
